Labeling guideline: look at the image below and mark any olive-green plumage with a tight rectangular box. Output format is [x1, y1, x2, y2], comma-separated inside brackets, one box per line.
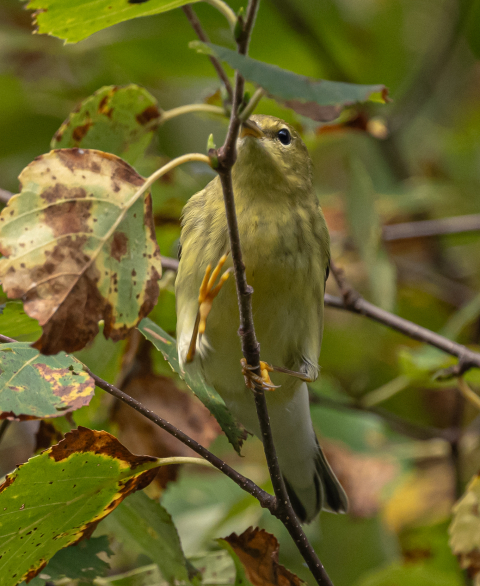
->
[176, 115, 347, 522]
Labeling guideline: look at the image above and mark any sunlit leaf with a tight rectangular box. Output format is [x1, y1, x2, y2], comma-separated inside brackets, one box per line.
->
[191, 43, 389, 121]
[25, 0, 200, 44]
[138, 318, 246, 454]
[0, 301, 41, 342]
[218, 527, 301, 586]
[0, 342, 94, 420]
[51, 85, 161, 166]
[0, 427, 159, 585]
[104, 490, 190, 585]
[0, 149, 162, 355]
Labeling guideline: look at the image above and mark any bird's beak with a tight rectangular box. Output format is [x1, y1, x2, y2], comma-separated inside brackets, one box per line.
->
[240, 119, 264, 139]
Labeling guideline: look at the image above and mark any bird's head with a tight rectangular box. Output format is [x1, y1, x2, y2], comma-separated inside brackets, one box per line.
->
[233, 115, 313, 199]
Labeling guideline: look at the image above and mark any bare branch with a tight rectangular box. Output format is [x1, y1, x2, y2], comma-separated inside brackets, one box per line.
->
[182, 5, 234, 102]
[327, 261, 480, 374]
[383, 214, 480, 241]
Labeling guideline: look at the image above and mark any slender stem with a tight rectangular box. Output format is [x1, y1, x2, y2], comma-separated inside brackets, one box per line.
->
[151, 456, 215, 468]
[202, 0, 237, 30]
[383, 214, 480, 241]
[239, 88, 266, 121]
[182, 5, 234, 101]
[161, 104, 226, 124]
[457, 377, 480, 410]
[83, 366, 274, 507]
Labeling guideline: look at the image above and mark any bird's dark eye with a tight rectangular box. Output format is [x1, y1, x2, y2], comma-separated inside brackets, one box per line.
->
[277, 128, 291, 145]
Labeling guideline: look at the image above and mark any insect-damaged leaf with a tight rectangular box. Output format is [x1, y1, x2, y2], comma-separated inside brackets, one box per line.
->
[191, 43, 389, 121]
[0, 149, 162, 355]
[138, 318, 246, 455]
[51, 85, 161, 166]
[25, 0, 200, 44]
[0, 427, 159, 586]
[218, 527, 303, 586]
[0, 342, 94, 420]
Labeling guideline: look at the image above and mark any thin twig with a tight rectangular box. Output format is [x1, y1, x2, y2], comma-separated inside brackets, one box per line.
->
[157, 255, 480, 376]
[327, 261, 480, 375]
[86, 367, 275, 508]
[212, 2, 334, 584]
[383, 214, 480, 241]
[182, 5, 234, 102]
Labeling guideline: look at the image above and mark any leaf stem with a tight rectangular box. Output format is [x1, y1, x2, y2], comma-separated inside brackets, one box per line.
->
[457, 377, 480, 410]
[202, 0, 237, 30]
[239, 87, 266, 121]
[161, 104, 226, 124]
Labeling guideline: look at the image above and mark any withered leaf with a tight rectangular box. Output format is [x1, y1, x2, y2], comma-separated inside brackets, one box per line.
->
[0, 149, 162, 354]
[219, 527, 303, 586]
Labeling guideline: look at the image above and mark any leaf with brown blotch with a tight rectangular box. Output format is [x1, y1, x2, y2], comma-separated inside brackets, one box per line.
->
[0, 426, 160, 586]
[0, 342, 95, 421]
[0, 149, 162, 354]
[219, 527, 303, 586]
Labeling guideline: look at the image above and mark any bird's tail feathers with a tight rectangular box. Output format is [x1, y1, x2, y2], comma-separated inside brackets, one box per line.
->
[283, 438, 348, 523]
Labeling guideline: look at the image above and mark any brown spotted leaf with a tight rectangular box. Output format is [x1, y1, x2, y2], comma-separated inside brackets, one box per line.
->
[0, 426, 159, 585]
[0, 342, 94, 420]
[219, 527, 303, 586]
[51, 85, 161, 165]
[0, 149, 162, 354]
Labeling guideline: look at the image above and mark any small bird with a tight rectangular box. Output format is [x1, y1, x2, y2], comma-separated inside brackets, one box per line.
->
[175, 114, 348, 522]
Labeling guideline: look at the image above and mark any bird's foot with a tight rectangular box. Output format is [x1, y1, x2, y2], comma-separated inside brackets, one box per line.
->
[241, 359, 280, 391]
[186, 254, 230, 363]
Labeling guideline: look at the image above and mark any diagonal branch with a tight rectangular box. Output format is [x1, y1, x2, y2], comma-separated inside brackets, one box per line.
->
[0, 332, 273, 508]
[182, 5, 234, 102]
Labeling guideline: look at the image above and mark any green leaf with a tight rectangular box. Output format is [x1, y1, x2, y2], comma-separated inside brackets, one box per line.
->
[191, 43, 388, 120]
[189, 550, 237, 586]
[217, 541, 254, 586]
[0, 342, 94, 420]
[345, 157, 396, 310]
[25, 0, 201, 44]
[28, 535, 112, 583]
[0, 149, 162, 355]
[0, 426, 159, 586]
[51, 85, 161, 166]
[0, 301, 41, 342]
[138, 318, 246, 454]
[104, 490, 190, 585]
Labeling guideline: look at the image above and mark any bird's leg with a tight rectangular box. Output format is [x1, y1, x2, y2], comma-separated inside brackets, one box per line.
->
[269, 364, 314, 383]
[186, 254, 230, 363]
[241, 359, 280, 392]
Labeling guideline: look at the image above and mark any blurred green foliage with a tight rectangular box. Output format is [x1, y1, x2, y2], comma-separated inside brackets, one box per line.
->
[2, 0, 480, 584]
